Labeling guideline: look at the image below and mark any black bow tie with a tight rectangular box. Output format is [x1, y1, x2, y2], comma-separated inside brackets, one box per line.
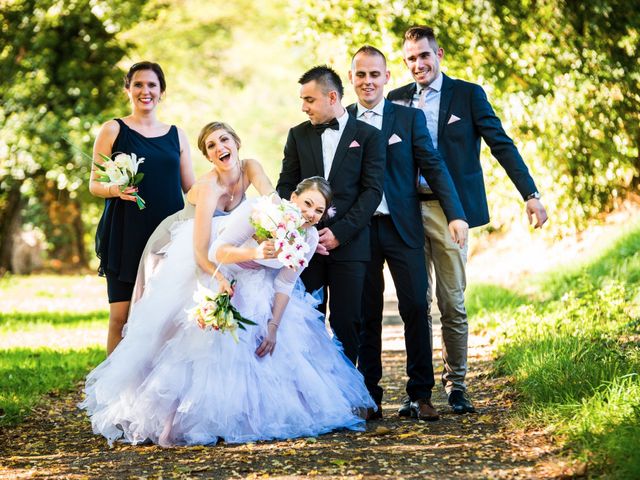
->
[313, 118, 339, 135]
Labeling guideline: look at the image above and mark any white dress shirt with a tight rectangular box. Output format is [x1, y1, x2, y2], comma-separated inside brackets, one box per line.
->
[321, 110, 349, 179]
[356, 99, 389, 215]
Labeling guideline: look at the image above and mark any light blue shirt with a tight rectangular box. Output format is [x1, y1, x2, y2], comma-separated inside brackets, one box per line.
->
[355, 100, 389, 214]
[412, 73, 443, 191]
[412, 72, 442, 150]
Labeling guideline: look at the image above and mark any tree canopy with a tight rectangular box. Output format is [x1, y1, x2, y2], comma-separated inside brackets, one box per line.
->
[292, 0, 640, 232]
[1, 0, 638, 271]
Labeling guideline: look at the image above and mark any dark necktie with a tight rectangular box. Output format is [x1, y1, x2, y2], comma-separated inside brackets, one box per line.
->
[313, 118, 339, 135]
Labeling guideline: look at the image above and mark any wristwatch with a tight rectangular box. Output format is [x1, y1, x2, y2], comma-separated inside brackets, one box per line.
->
[526, 191, 541, 201]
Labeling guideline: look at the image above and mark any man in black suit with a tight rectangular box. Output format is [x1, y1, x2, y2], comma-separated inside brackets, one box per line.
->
[388, 26, 548, 414]
[347, 46, 468, 421]
[277, 65, 385, 365]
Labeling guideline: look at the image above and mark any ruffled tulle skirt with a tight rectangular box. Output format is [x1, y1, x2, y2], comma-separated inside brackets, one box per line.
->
[80, 217, 374, 446]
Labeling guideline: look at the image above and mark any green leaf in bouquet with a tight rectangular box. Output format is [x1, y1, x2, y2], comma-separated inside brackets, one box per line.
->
[132, 172, 144, 184]
[253, 225, 272, 241]
[98, 153, 112, 164]
[94, 162, 107, 172]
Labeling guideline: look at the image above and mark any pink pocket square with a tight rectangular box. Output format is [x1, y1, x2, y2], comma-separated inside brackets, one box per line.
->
[388, 133, 402, 145]
[447, 114, 461, 125]
[349, 140, 360, 148]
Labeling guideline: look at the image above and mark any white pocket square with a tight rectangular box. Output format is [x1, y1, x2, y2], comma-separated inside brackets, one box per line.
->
[447, 114, 461, 125]
[388, 133, 402, 145]
[349, 140, 360, 148]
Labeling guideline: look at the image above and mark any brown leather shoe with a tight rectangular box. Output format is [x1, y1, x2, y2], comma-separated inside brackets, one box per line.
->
[409, 398, 439, 421]
[365, 403, 383, 421]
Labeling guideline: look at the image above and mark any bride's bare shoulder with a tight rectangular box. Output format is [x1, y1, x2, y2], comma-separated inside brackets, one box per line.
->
[186, 173, 221, 203]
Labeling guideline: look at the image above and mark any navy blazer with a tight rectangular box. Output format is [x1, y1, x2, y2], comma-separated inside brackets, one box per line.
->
[388, 74, 538, 228]
[276, 114, 385, 262]
[347, 100, 466, 249]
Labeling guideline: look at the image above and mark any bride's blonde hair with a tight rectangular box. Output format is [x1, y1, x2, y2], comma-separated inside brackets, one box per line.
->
[197, 122, 242, 156]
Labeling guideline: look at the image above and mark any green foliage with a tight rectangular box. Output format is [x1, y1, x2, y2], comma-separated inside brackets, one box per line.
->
[291, 0, 640, 234]
[0, 347, 105, 426]
[472, 222, 640, 476]
[0, 0, 155, 264]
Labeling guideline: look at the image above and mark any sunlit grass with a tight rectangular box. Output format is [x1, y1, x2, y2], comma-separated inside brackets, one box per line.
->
[472, 221, 640, 477]
[0, 347, 105, 426]
[0, 275, 107, 426]
[0, 274, 106, 313]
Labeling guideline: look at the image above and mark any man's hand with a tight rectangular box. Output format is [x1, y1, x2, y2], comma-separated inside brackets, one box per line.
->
[448, 219, 469, 249]
[526, 199, 548, 229]
[318, 227, 340, 251]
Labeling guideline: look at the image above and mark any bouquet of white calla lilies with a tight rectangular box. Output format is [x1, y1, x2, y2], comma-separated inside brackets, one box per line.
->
[94, 152, 146, 209]
[187, 281, 256, 342]
[250, 195, 310, 270]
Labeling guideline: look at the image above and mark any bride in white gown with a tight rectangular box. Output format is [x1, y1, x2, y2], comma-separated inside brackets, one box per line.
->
[80, 176, 375, 446]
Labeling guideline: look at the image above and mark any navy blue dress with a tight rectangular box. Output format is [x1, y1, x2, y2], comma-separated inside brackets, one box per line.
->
[95, 119, 184, 302]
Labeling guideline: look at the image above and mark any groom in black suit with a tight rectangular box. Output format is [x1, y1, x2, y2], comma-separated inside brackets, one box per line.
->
[347, 46, 468, 421]
[277, 65, 385, 364]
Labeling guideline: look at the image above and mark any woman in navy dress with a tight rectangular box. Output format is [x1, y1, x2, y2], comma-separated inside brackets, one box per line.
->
[90, 62, 195, 355]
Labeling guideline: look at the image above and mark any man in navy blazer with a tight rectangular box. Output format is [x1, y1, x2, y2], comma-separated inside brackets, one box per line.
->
[277, 65, 385, 365]
[388, 26, 548, 414]
[348, 46, 468, 421]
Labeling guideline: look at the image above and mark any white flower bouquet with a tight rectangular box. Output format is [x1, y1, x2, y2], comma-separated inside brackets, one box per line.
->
[250, 196, 311, 270]
[187, 281, 256, 342]
[94, 152, 146, 209]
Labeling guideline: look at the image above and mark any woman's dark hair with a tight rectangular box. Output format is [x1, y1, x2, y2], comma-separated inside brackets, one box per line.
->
[124, 62, 166, 93]
[294, 176, 333, 219]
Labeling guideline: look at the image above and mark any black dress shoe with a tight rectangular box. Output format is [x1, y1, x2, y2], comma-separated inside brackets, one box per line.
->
[448, 390, 476, 414]
[398, 396, 411, 417]
[366, 403, 383, 421]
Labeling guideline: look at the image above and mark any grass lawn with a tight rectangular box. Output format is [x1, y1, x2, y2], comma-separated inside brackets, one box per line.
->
[467, 221, 640, 479]
[0, 275, 107, 426]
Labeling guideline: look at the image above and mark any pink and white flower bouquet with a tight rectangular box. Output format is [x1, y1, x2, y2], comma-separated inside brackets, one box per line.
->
[187, 280, 256, 342]
[250, 195, 311, 270]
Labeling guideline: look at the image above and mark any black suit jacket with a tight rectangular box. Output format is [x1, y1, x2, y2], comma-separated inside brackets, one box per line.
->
[346, 100, 466, 249]
[276, 114, 385, 262]
[388, 74, 538, 228]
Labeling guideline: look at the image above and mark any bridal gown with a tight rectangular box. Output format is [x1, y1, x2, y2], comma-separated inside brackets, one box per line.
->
[80, 198, 375, 446]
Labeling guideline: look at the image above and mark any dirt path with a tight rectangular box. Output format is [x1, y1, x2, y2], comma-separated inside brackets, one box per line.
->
[0, 313, 567, 480]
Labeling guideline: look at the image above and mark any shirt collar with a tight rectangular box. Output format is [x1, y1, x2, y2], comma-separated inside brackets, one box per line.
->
[416, 72, 443, 94]
[356, 98, 385, 118]
[336, 109, 349, 129]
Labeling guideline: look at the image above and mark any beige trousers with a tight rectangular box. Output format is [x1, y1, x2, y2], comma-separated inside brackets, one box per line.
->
[421, 200, 469, 393]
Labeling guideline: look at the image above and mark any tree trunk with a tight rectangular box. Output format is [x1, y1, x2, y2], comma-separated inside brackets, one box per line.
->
[0, 182, 24, 274]
[40, 179, 88, 270]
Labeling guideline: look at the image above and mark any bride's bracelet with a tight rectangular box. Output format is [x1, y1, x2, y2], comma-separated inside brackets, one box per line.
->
[267, 320, 280, 328]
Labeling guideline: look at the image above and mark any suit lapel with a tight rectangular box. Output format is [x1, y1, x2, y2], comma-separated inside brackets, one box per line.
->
[328, 115, 357, 183]
[438, 74, 454, 139]
[304, 122, 324, 176]
[393, 83, 416, 107]
[348, 101, 393, 143]
[381, 100, 395, 146]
